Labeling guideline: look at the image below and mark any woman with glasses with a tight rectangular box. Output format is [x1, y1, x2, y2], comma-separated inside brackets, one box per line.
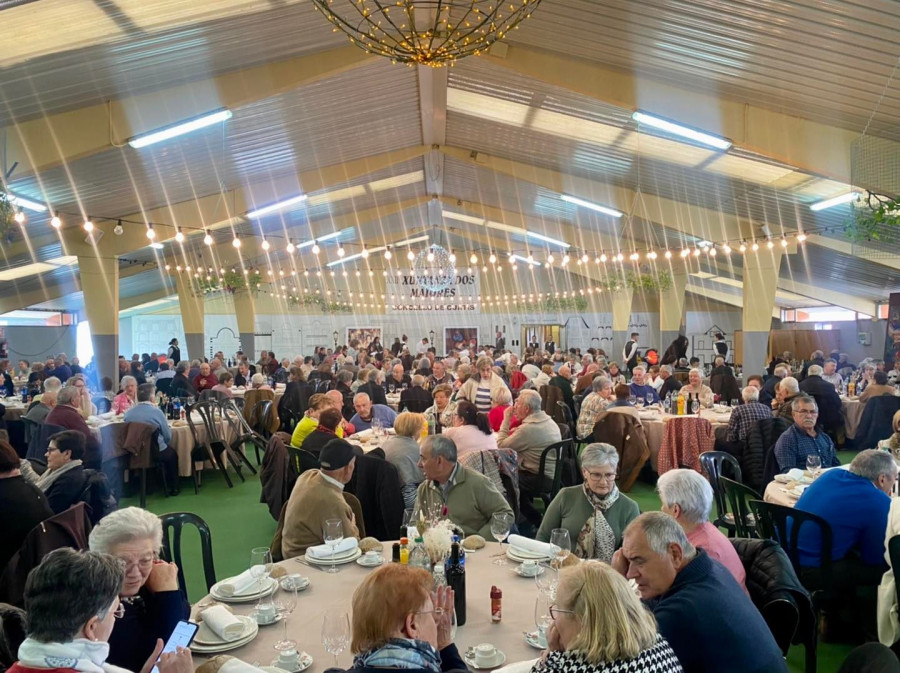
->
[536, 444, 639, 562]
[88, 508, 189, 672]
[344, 564, 463, 673]
[8, 547, 193, 673]
[536, 562, 682, 673]
[67, 373, 97, 419]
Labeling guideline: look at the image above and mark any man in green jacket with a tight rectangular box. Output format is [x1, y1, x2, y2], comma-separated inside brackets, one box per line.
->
[415, 435, 513, 538]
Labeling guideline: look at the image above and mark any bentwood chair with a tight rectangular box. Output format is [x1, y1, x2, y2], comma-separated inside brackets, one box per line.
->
[220, 398, 266, 467]
[187, 400, 236, 490]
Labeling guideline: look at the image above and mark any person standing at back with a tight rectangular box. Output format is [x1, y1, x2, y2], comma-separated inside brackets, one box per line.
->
[622, 333, 640, 375]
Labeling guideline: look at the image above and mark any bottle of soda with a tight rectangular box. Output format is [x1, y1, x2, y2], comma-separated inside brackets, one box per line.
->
[446, 541, 466, 626]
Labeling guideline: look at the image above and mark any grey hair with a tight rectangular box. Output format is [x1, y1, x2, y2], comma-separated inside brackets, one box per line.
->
[580, 443, 619, 471]
[366, 368, 380, 383]
[625, 512, 696, 559]
[136, 383, 155, 403]
[423, 434, 457, 463]
[476, 356, 493, 371]
[43, 376, 62, 393]
[812, 350, 824, 359]
[660, 365, 673, 375]
[353, 392, 371, 404]
[491, 385, 512, 406]
[120, 375, 137, 388]
[824, 358, 837, 366]
[336, 369, 354, 384]
[774, 365, 789, 378]
[411, 374, 425, 387]
[57, 386, 80, 406]
[791, 394, 817, 412]
[689, 368, 702, 378]
[741, 386, 759, 402]
[714, 356, 725, 366]
[781, 377, 800, 394]
[632, 366, 646, 375]
[518, 389, 542, 413]
[89, 507, 163, 554]
[176, 362, 188, 374]
[656, 470, 713, 525]
[592, 375, 612, 393]
[251, 373, 265, 387]
[807, 365, 824, 377]
[24, 548, 124, 643]
[850, 449, 898, 483]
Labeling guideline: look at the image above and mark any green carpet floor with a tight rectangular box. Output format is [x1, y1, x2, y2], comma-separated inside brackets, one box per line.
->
[122, 452, 862, 673]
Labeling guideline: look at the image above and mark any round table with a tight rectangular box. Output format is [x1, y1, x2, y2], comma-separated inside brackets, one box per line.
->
[193, 551, 544, 671]
[637, 407, 732, 470]
[841, 397, 864, 439]
[2, 401, 26, 422]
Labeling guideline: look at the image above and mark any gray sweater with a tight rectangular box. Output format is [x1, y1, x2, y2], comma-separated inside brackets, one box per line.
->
[495, 410, 562, 477]
[536, 485, 640, 552]
[382, 435, 424, 487]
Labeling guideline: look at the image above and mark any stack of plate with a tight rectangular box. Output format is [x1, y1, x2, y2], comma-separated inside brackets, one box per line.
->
[506, 546, 550, 563]
[210, 576, 278, 603]
[304, 547, 362, 566]
[190, 615, 259, 654]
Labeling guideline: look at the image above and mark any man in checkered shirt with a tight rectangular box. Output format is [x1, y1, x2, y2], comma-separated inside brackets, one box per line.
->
[725, 386, 774, 443]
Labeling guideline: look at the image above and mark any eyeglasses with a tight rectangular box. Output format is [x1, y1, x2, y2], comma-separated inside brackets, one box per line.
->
[119, 553, 158, 573]
[549, 605, 573, 621]
[113, 603, 126, 619]
[415, 608, 446, 619]
[585, 471, 617, 482]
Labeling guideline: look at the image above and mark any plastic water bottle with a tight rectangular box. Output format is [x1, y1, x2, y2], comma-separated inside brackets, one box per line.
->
[433, 561, 447, 588]
[409, 537, 431, 571]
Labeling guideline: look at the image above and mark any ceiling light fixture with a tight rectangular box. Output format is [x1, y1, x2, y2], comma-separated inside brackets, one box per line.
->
[149, 242, 164, 250]
[809, 192, 858, 212]
[469, 253, 478, 264]
[311, 242, 321, 255]
[13, 208, 25, 224]
[384, 248, 393, 260]
[146, 224, 156, 240]
[560, 194, 623, 218]
[128, 108, 233, 148]
[632, 110, 732, 150]
[174, 227, 185, 243]
[7, 193, 46, 212]
[50, 213, 62, 228]
[203, 230, 213, 245]
[83, 218, 94, 232]
[286, 239, 296, 254]
[261, 238, 270, 251]
[245, 193, 309, 219]
[232, 235, 242, 248]
[664, 250, 672, 259]
[796, 232, 808, 242]
[489, 251, 497, 264]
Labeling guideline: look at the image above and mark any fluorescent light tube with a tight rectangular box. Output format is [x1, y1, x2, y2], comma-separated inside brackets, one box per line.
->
[632, 111, 732, 151]
[326, 235, 428, 267]
[128, 108, 233, 148]
[149, 242, 165, 250]
[246, 193, 309, 219]
[560, 194, 622, 218]
[296, 231, 343, 249]
[510, 254, 539, 265]
[393, 235, 429, 247]
[7, 193, 47, 212]
[809, 192, 859, 212]
[525, 231, 570, 248]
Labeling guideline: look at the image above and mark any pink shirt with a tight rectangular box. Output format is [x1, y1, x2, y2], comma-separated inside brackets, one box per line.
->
[112, 392, 135, 415]
[687, 521, 747, 592]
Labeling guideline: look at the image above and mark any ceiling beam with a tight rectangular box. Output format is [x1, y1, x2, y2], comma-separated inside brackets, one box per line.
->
[5, 46, 374, 180]
[805, 234, 900, 273]
[483, 45, 859, 184]
[418, 65, 448, 228]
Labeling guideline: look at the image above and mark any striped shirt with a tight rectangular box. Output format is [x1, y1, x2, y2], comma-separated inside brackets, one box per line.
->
[474, 383, 492, 413]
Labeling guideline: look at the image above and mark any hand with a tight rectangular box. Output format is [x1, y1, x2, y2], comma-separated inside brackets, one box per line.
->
[156, 646, 193, 673]
[138, 639, 165, 673]
[145, 560, 179, 593]
[503, 405, 515, 420]
[610, 549, 627, 576]
[432, 585, 455, 650]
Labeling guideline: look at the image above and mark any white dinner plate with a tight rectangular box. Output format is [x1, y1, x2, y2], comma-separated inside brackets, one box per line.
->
[190, 622, 259, 653]
[305, 548, 362, 566]
[194, 615, 257, 645]
[210, 576, 278, 603]
[773, 474, 791, 484]
[507, 547, 551, 562]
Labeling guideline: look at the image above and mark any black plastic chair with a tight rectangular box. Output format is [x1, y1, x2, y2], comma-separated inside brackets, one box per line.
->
[160, 512, 216, 601]
[187, 400, 238, 491]
[536, 439, 578, 506]
[199, 389, 228, 402]
[155, 378, 173, 397]
[719, 477, 759, 538]
[700, 451, 743, 536]
[287, 446, 320, 476]
[555, 401, 578, 441]
[251, 399, 274, 439]
[572, 394, 584, 417]
[220, 399, 266, 467]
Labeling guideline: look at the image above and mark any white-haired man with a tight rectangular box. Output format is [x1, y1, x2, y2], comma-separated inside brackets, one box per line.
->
[773, 395, 839, 473]
[724, 386, 772, 444]
[349, 392, 397, 432]
[759, 364, 789, 407]
[628, 366, 660, 404]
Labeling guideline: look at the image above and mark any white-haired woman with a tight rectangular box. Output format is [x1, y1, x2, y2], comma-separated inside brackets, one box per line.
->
[457, 356, 507, 414]
[534, 561, 682, 673]
[488, 384, 513, 433]
[657, 469, 747, 591]
[89, 507, 189, 672]
[112, 375, 137, 415]
[678, 368, 713, 406]
[68, 373, 97, 419]
[536, 444, 639, 562]
[251, 372, 272, 390]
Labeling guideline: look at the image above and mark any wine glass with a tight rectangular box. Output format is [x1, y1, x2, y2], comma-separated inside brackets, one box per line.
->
[490, 511, 513, 566]
[691, 398, 700, 415]
[534, 592, 552, 647]
[645, 393, 654, 408]
[549, 528, 570, 566]
[388, 383, 395, 394]
[322, 610, 351, 667]
[635, 397, 644, 409]
[731, 398, 739, 408]
[273, 584, 298, 651]
[323, 518, 343, 574]
[534, 562, 559, 599]
[806, 454, 822, 479]
[250, 547, 273, 598]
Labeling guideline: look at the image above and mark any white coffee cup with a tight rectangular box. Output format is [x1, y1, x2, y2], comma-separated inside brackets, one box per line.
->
[364, 550, 382, 563]
[474, 643, 497, 666]
[520, 560, 538, 576]
[256, 602, 277, 623]
[278, 649, 301, 669]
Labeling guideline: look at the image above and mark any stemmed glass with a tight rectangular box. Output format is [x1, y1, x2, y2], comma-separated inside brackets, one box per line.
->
[534, 592, 553, 648]
[731, 399, 740, 408]
[646, 393, 654, 408]
[323, 519, 343, 574]
[806, 455, 822, 479]
[691, 397, 700, 415]
[549, 528, 570, 566]
[322, 610, 350, 667]
[273, 584, 298, 651]
[250, 547, 273, 600]
[490, 511, 513, 566]
[534, 562, 559, 599]
[635, 397, 644, 409]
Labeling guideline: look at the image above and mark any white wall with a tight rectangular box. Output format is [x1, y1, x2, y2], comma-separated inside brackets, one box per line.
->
[5, 326, 78, 364]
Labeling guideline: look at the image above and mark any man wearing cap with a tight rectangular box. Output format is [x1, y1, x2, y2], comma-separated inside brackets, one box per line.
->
[281, 438, 360, 559]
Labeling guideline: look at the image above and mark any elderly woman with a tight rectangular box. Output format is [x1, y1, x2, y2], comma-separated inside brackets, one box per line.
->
[382, 412, 426, 509]
[211, 371, 234, 398]
[487, 385, 512, 433]
[657, 469, 747, 590]
[443, 401, 497, 456]
[112, 375, 138, 414]
[678, 368, 713, 406]
[251, 372, 272, 390]
[343, 564, 461, 673]
[456, 357, 507, 414]
[0, 441, 52, 572]
[68, 373, 97, 419]
[38, 431, 88, 514]
[11, 547, 191, 673]
[88, 507, 190, 672]
[424, 383, 457, 434]
[534, 562, 681, 673]
[605, 363, 626, 387]
[878, 410, 900, 454]
[576, 376, 613, 439]
[536, 443, 639, 561]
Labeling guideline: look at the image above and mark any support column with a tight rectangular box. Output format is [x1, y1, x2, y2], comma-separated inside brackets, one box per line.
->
[659, 273, 688, 350]
[78, 255, 119, 384]
[611, 288, 634, 363]
[175, 275, 205, 362]
[233, 291, 256, 359]
[742, 250, 783, 375]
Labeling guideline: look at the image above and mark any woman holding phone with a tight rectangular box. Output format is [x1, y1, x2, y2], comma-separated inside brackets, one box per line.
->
[89, 508, 190, 672]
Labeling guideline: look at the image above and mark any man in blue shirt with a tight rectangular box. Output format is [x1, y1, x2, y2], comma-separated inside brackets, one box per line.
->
[628, 366, 660, 404]
[123, 383, 180, 495]
[349, 392, 398, 432]
[773, 395, 839, 473]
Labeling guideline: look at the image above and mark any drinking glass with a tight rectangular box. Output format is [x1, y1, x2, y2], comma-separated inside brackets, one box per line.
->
[646, 393, 654, 407]
[731, 399, 739, 407]
[549, 528, 570, 565]
[534, 562, 559, 599]
[806, 455, 822, 478]
[388, 383, 395, 394]
[490, 511, 514, 566]
[323, 519, 343, 574]
[691, 398, 700, 415]
[249, 547, 273, 597]
[273, 585, 298, 651]
[534, 592, 552, 647]
[628, 395, 637, 406]
[322, 611, 351, 667]
[635, 397, 644, 409]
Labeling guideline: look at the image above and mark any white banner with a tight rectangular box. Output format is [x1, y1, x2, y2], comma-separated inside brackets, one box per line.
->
[386, 271, 480, 313]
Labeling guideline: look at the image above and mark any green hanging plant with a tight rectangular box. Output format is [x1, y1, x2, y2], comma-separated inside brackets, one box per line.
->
[597, 270, 673, 292]
[288, 294, 353, 314]
[0, 191, 15, 242]
[845, 192, 900, 243]
[538, 296, 589, 312]
[196, 270, 263, 294]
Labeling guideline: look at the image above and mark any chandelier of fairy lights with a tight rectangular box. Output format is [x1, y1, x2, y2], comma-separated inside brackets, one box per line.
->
[310, 0, 543, 67]
[414, 243, 456, 291]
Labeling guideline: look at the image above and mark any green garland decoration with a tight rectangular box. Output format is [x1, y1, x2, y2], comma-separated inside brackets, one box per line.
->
[845, 192, 900, 243]
[288, 294, 353, 314]
[538, 296, 588, 312]
[597, 270, 673, 292]
[196, 270, 263, 295]
[0, 192, 15, 242]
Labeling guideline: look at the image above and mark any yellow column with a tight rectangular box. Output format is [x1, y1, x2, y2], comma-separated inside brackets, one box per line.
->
[611, 287, 634, 365]
[659, 273, 688, 351]
[175, 274, 205, 362]
[233, 291, 256, 360]
[78, 255, 119, 384]
[742, 250, 783, 374]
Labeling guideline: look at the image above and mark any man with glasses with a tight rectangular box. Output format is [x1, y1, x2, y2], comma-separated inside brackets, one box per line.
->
[773, 395, 839, 473]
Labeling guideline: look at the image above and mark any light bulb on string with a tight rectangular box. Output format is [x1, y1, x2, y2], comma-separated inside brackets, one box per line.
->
[146, 224, 156, 240]
[261, 238, 270, 251]
[709, 247, 717, 257]
[629, 252, 639, 261]
[796, 232, 808, 242]
[780, 238, 789, 248]
[174, 227, 185, 243]
[361, 246, 369, 259]
[384, 248, 392, 260]
[527, 252, 534, 264]
[50, 213, 61, 228]
[766, 239, 775, 249]
[739, 242, 747, 253]
[547, 254, 555, 264]
[600, 253, 608, 262]
[489, 251, 497, 264]
[469, 253, 477, 264]
[203, 230, 213, 246]
[647, 250, 658, 260]
[286, 239, 295, 254]
[337, 246, 345, 257]
[751, 241, 759, 252]
[311, 241, 320, 255]
[664, 250, 672, 259]
[722, 244, 731, 255]
[14, 209, 25, 224]
[692, 248, 701, 257]
[232, 235, 242, 248]
[680, 248, 689, 258]
[562, 254, 570, 265]
[616, 253, 624, 262]
[581, 253, 589, 263]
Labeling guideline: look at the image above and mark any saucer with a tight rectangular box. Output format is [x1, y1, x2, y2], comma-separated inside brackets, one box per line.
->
[514, 564, 544, 578]
[279, 575, 310, 591]
[356, 555, 385, 567]
[270, 652, 313, 673]
[524, 632, 547, 649]
[464, 650, 506, 670]
[251, 609, 283, 626]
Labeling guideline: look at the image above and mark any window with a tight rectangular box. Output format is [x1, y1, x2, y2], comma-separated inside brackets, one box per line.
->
[76, 321, 94, 367]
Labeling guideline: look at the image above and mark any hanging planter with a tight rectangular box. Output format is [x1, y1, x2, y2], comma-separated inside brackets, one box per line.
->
[196, 270, 263, 295]
[0, 192, 15, 242]
[845, 191, 900, 243]
[538, 296, 589, 312]
[597, 270, 673, 292]
[288, 294, 352, 314]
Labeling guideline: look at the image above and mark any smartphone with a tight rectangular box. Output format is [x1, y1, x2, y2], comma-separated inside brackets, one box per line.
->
[151, 620, 199, 673]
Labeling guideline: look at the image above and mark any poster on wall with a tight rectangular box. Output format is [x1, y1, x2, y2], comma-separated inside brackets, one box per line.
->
[885, 292, 900, 364]
[347, 327, 382, 349]
[386, 271, 479, 312]
[444, 327, 479, 355]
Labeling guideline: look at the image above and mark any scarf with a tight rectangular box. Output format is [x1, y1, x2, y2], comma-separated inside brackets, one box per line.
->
[17, 638, 130, 673]
[36, 459, 83, 492]
[890, 433, 900, 453]
[575, 482, 620, 562]
[352, 638, 442, 673]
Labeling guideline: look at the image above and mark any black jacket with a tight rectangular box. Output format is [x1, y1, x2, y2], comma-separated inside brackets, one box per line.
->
[345, 454, 404, 541]
[399, 386, 433, 413]
[709, 366, 741, 403]
[44, 464, 88, 514]
[798, 375, 843, 431]
[170, 373, 197, 398]
[659, 377, 683, 400]
[744, 417, 791, 491]
[758, 375, 782, 408]
[549, 375, 576, 418]
[106, 587, 189, 673]
[358, 381, 387, 406]
[301, 429, 339, 455]
[0, 476, 53, 571]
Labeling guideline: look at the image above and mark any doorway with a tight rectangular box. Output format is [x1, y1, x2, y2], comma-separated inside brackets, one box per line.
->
[521, 324, 566, 353]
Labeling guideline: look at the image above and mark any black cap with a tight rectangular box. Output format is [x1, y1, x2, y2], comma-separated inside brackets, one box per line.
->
[319, 438, 356, 470]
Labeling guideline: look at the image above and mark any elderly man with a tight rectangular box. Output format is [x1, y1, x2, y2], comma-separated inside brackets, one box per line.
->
[32, 376, 62, 405]
[576, 376, 613, 439]
[324, 389, 356, 435]
[426, 360, 453, 390]
[657, 469, 746, 590]
[349, 392, 398, 432]
[799, 364, 844, 432]
[358, 368, 388, 406]
[23, 390, 57, 425]
[613, 512, 785, 673]
[548, 364, 576, 418]
[414, 435, 513, 538]
[387, 363, 411, 391]
[773, 376, 802, 419]
[170, 362, 198, 398]
[210, 358, 228, 378]
[399, 374, 433, 413]
[859, 370, 898, 403]
[723, 386, 772, 444]
[773, 395, 839, 473]
[123, 383, 179, 495]
[799, 349, 826, 381]
[759, 364, 789, 407]
[657, 365, 682, 401]
[628, 366, 660, 404]
[821, 358, 843, 390]
[45, 386, 101, 465]
[192, 362, 218, 392]
[573, 363, 599, 395]
[282, 438, 359, 558]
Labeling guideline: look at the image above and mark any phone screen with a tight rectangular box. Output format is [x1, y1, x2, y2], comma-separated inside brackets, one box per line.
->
[151, 620, 198, 673]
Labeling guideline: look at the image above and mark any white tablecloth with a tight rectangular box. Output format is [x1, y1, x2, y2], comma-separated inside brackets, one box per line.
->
[841, 397, 864, 439]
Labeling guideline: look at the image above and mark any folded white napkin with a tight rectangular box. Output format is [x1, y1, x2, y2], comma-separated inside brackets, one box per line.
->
[307, 537, 358, 559]
[216, 568, 265, 597]
[787, 468, 805, 481]
[201, 605, 245, 641]
[100, 411, 116, 420]
[507, 535, 554, 556]
[218, 660, 268, 673]
[354, 429, 373, 440]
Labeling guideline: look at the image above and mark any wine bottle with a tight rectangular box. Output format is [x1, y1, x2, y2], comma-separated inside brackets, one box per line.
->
[446, 541, 466, 626]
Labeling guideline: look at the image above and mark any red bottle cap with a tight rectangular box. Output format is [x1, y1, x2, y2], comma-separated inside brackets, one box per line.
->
[490, 585, 502, 598]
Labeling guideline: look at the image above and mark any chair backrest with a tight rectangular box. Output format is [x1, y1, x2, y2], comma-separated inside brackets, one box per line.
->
[591, 411, 650, 492]
[750, 500, 834, 586]
[188, 400, 224, 444]
[719, 477, 761, 538]
[287, 446, 320, 476]
[700, 451, 742, 525]
[555, 401, 576, 436]
[155, 378, 173, 396]
[159, 512, 216, 601]
[538, 439, 577, 498]
[890, 535, 900, 612]
[92, 396, 111, 413]
[231, 396, 245, 412]
[753, 417, 793, 489]
[199, 389, 228, 402]
[252, 400, 273, 435]
[401, 399, 430, 413]
[856, 395, 900, 449]
[220, 398, 254, 437]
[25, 423, 66, 461]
